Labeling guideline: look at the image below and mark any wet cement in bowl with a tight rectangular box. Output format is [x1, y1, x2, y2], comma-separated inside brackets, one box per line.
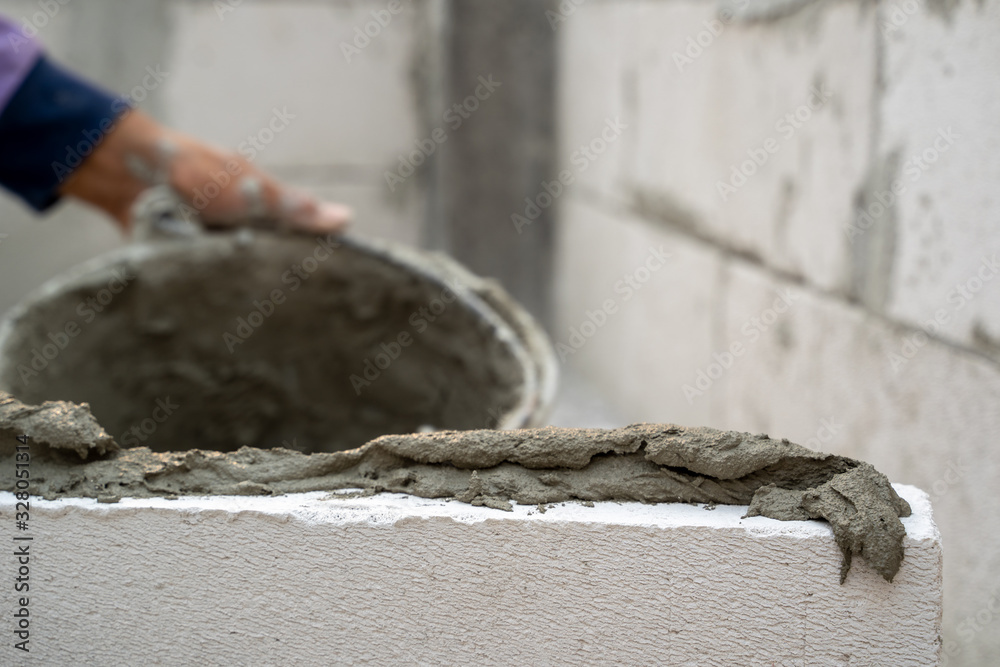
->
[0, 233, 533, 454]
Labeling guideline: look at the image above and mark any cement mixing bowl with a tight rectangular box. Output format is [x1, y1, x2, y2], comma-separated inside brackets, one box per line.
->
[0, 232, 557, 453]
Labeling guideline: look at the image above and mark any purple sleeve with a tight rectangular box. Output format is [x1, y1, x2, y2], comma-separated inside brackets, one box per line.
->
[0, 16, 42, 113]
[0, 16, 127, 211]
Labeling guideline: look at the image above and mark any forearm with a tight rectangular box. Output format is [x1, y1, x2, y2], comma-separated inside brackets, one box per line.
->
[0, 53, 125, 213]
[0, 16, 349, 234]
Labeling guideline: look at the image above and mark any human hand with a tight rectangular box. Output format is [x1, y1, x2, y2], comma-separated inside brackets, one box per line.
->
[59, 110, 351, 234]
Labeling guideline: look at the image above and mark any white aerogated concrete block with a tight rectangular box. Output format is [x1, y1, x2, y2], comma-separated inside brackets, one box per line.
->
[0, 485, 939, 666]
[878, 0, 1000, 352]
[711, 259, 1000, 664]
[554, 196, 719, 426]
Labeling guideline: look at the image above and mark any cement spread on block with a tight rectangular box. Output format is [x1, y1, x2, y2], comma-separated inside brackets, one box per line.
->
[0, 392, 911, 582]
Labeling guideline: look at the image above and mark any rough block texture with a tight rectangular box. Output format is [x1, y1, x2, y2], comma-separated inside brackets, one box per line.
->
[713, 260, 1000, 666]
[878, 0, 1000, 352]
[554, 196, 719, 426]
[554, 2, 1000, 663]
[0, 485, 939, 666]
[558, 0, 876, 291]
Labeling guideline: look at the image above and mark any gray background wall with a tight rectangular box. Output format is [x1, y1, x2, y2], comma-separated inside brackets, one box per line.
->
[553, 1, 1000, 664]
[0, 0, 997, 663]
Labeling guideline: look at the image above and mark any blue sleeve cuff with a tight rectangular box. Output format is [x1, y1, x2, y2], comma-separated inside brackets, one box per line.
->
[0, 55, 129, 211]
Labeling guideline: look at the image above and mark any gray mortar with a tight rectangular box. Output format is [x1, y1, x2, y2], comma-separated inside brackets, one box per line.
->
[0, 232, 556, 454]
[0, 392, 910, 583]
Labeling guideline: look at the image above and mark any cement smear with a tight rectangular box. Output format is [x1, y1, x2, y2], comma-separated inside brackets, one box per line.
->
[0, 392, 910, 583]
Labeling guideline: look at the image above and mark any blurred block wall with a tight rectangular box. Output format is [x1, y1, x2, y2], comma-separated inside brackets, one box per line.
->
[552, 0, 1000, 664]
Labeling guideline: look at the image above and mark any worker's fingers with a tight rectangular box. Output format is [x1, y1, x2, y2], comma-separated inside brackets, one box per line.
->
[58, 112, 351, 236]
[165, 139, 352, 234]
[275, 186, 353, 234]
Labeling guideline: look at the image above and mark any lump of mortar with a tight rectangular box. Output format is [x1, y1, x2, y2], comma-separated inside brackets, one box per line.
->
[0, 394, 910, 582]
[0, 392, 117, 460]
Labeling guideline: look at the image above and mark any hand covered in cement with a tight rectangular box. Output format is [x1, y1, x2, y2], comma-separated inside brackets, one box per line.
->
[59, 110, 352, 234]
